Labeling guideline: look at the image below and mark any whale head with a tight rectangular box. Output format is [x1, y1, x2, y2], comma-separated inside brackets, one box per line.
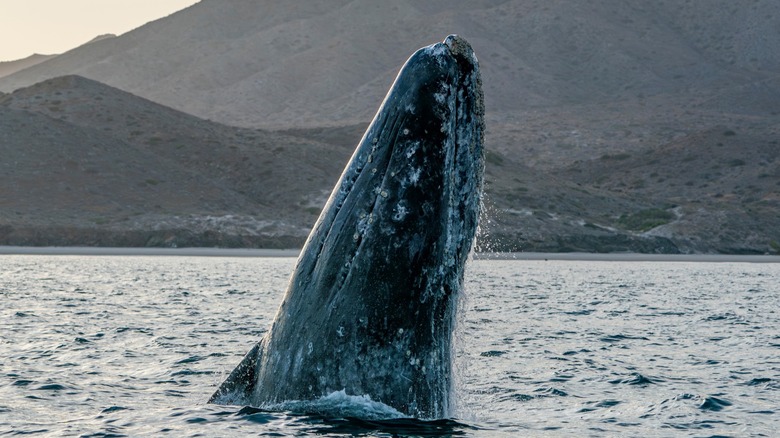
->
[300, 33, 484, 301]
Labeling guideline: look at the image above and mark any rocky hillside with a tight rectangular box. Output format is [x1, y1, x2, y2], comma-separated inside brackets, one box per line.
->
[1, 0, 778, 253]
[0, 76, 349, 248]
[559, 125, 780, 254]
[1, 0, 778, 129]
[1, 75, 777, 253]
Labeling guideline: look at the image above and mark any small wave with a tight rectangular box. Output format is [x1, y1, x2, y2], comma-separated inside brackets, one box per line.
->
[562, 348, 591, 356]
[596, 399, 621, 408]
[170, 369, 212, 376]
[533, 387, 568, 397]
[663, 393, 734, 413]
[115, 327, 153, 335]
[600, 334, 650, 343]
[503, 393, 534, 402]
[698, 396, 732, 412]
[703, 312, 749, 325]
[564, 309, 594, 315]
[549, 372, 574, 383]
[609, 373, 656, 386]
[235, 406, 277, 424]
[81, 431, 129, 437]
[745, 377, 771, 386]
[35, 384, 68, 391]
[174, 355, 206, 365]
[100, 406, 129, 414]
[6, 428, 50, 435]
[479, 350, 506, 357]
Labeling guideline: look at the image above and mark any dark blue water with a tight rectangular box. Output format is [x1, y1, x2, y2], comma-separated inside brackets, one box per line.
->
[1, 255, 778, 436]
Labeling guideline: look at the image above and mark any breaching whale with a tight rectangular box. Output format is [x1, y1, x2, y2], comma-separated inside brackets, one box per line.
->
[210, 35, 484, 419]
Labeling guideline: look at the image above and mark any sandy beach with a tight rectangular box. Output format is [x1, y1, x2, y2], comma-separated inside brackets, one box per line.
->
[476, 252, 780, 263]
[1, 246, 778, 262]
[0, 246, 300, 257]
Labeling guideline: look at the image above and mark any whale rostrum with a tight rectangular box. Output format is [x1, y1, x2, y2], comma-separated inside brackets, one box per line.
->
[210, 34, 485, 419]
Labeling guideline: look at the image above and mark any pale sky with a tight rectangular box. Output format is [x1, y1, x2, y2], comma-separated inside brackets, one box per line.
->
[0, 0, 200, 62]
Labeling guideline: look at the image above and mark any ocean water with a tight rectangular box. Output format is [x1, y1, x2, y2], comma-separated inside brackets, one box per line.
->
[1, 254, 778, 437]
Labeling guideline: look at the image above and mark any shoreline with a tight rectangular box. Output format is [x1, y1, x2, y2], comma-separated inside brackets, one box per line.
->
[1, 246, 779, 262]
[0, 246, 300, 257]
[476, 252, 780, 263]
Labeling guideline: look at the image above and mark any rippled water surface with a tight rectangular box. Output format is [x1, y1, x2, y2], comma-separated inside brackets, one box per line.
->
[1, 255, 778, 436]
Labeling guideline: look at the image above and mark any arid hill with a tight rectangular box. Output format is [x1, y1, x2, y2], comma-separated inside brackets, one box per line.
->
[0, 76, 349, 248]
[1, 0, 778, 129]
[1, 0, 779, 253]
[2, 75, 777, 253]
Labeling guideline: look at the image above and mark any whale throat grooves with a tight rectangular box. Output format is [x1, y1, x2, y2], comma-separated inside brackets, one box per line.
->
[210, 34, 484, 420]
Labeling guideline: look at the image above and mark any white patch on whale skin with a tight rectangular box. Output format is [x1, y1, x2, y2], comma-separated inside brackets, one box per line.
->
[424, 42, 450, 69]
[406, 167, 421, 186]
[392, 203, 408, 222]
[404, 140, 420, 159]
[354, 211, 374, 241]
[434, 90, 447, 105]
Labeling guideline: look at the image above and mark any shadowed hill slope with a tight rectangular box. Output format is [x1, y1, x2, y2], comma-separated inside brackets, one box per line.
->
[0, 76, 350, 247]
[1, 74, 777, 253]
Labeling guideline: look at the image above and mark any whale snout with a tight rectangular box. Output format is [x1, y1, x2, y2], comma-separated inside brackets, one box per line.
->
[444, 34, 478, 67]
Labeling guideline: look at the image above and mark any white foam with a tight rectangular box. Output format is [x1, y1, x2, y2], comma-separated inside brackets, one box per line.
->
[264, 389, 408, 420]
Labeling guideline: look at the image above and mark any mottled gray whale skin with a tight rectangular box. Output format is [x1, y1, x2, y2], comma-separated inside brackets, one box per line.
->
[210, 35, 484, 419]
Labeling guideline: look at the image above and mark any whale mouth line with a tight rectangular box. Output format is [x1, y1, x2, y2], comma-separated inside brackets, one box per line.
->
[325, 111, 409, 291]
